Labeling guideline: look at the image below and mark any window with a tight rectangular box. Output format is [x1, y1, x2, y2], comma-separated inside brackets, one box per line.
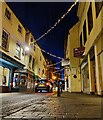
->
[22, 49, 25, 56]
[29, 55, 32, 68]
[31, 37, 33, 43]
[16, 43, 21, 58]
[34, 43, 36, 51]
[38, 68, 40, 74]
[2, 30, 9, 50]
[18, 25, 22, 33]
[83, 20, 87, 45]
[95, 2, 103, 18]
[80, 33, 82, 47]
[87, 3, 93, 34]
[32, 58, 35, 71]
[40, 56, 41, 61]
[5, 8, 11, 20]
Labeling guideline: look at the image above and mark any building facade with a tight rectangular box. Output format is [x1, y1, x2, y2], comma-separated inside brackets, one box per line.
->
[65, 2, 103, 96]
[0, 2, 47, 92]
[64, 23, 81, 93]
[77, 2, 103, 95]
[0, 2, 26, 92]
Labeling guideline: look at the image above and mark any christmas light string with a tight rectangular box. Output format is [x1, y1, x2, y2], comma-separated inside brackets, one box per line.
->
[47, 60, 62, 67]
[30, 0, 79, 62]
[35, 44, 64, 60]
[53, 68, 64, 73]
[32, 0, 79, 44]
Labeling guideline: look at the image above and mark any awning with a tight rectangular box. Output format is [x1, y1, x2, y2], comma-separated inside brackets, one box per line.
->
[0, 51, 25, 68]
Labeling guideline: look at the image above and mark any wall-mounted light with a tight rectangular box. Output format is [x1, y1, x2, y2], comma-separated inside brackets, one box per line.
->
[25, 46, 30, 51]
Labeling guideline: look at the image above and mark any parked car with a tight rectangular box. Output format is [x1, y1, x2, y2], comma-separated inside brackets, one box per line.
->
[34, 79, 53, 92]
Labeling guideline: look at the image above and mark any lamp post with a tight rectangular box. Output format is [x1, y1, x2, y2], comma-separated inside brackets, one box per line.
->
[57, 78, 61, 97]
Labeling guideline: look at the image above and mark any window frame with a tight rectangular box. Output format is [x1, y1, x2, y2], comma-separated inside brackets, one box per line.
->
[80, 33, 83, 47]
[83, 20, 87, 45]
[18, 24, 22, 34]
[2, 30, 9, 50]
[87, 3, 93, 34]
[29, 55, 32, 68]
[95, 2, 103, 18]
[5, 8, 11, 20]
[32, 58, 35, 71]
[16, 43, 21, 58]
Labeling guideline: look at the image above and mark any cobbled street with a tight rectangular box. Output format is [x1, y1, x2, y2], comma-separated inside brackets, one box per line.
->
[0, 91, 102, 120]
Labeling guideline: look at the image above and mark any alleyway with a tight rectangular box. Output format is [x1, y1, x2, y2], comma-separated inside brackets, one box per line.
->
[0, 91, 102, 120]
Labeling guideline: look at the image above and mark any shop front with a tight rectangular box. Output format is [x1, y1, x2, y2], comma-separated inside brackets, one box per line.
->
[0, 51, 25, 92]
[12, 71, 27, 92]
[81, 62, 90, 94]
[13, 69, 35, 92]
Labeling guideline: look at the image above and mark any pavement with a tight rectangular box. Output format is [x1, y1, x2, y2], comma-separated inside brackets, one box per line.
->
[1, 91, 103, 120]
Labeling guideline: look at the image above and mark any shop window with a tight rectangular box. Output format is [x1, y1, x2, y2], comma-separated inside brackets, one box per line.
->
[16, 43, 21, 58]
[2, 30, 9, 50]
[83, 20, 87, 45]
[32, 58, 35, 71]
[18, 24, 22, 33]
[95, 2, 103, 18]
[87, 3, 93, 34]
[13, 74, 19, 88]
[80, 33, 83, 47]
[5, 8, 11, 20]
[2, 76, 6, 85]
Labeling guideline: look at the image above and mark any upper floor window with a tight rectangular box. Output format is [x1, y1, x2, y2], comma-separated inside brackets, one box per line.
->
[87, 3, 93, 34]
[18, 25, 22, 33]
[95, 2, 103, 18]
[5, 8, 11, 20]
[83, 20, 87, 45]
[34, 43, 36, 51]
[29, 55, 32, 68]
[38, 68, 40, 74]
[32, 58, 35, 71]
[40, 56, 42, 61]
[31, 37, 33, 43]
[16, 43, 21, 58]
[80, 33, 82, 47]
[2, 30, 9, 50]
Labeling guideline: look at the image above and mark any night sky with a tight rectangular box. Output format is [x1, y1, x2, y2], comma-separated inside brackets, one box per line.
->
[7, 2, 78, 66]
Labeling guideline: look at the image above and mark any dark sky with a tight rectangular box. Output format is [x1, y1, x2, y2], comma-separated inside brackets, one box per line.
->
[7, 2, 78, 64]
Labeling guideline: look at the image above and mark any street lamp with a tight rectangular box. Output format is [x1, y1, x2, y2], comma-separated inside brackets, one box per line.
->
[52, 75, 56, 80]
[25, 46, 30, 51]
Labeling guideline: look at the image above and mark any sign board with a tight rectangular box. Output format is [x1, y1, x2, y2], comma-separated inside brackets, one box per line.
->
[61, 59, 70, 66]
[74, 47, 85, 57]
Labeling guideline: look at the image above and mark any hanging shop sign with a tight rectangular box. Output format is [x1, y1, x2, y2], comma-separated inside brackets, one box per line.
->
[74, 47, 85, 57]
[61, 59, 70, 66]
